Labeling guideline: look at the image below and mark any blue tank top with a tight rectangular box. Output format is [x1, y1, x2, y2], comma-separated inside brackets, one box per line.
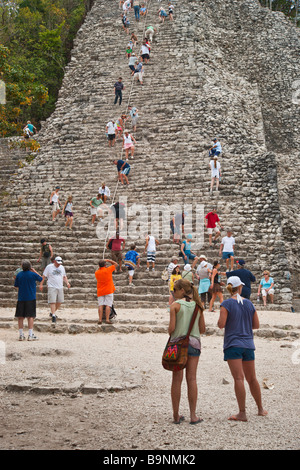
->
[220, 298, 256, 351]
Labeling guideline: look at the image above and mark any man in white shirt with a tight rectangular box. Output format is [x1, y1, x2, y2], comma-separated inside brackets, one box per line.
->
[209, 138, 222, 158]
[39, 256, 70, 324]
[143, 234, 160, 271]
[123, 0, 131, 12]
[128, 53, 138, 75]
[106, 120, 117, 147]
[99, 183, 111, 203]
[219, 230, 235, 271]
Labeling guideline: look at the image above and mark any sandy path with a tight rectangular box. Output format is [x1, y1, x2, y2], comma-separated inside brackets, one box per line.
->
[0, 307, 299, 450]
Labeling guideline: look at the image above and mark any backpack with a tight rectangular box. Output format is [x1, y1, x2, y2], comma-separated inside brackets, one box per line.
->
[161, 267, 169, 282]
[110, 305, 117, 320]
[42, 243, 51, 258]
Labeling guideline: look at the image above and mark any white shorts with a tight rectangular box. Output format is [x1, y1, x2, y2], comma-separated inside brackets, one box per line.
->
[98, 294, 114, 307]
[91, 207, 100, 216]
[52, 202, 60, 212]
[207, 226, 219, 235]
[262, 288, 274, 296]
[48, 287, 64, 304]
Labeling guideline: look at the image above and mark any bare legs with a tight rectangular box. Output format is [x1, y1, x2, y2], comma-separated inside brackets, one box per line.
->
[98, 305, 111, 324]
[65, 215, 73, 229]
[210, 177, 219, 192]
[226, 255, 234, 271]
[227, 359, 268, 421]
[171, 356, 201, 424]
[209, 292, 223, 312]
[50, 302, 61, 317]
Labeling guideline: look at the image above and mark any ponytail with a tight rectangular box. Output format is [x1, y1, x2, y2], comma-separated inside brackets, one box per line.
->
[226, 283, 239, 296]
[192, 284, 204, 311]
[174, 278, 204, 312]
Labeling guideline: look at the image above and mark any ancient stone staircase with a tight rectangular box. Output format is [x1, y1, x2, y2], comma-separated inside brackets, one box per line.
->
[0, 0, 298, 311]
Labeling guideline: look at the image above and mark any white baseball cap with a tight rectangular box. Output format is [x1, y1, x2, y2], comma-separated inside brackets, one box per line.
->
[227, 276, 244, 287]
[55, 256, 63, 264]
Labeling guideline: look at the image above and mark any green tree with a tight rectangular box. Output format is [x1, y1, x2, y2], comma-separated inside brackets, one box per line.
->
[0, 44, 48, 137]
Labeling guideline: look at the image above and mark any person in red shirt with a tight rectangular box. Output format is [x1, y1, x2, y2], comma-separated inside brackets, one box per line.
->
[106, 232, 126, 272]
[205, 208, 223, 246]
[95, 259, 118, 324]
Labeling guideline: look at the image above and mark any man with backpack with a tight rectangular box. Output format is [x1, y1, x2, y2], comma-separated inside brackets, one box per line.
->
[95, 259, 119, 324]
[37, 239, 53, 271]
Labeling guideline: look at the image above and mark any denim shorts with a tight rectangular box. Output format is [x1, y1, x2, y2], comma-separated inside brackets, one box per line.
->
[222, 251, 234, 259]
[224, 347, 255, 362]
[188, 344, 201, 357]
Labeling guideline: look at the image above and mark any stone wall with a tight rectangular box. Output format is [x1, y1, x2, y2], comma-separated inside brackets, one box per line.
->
[0, 0, 298, 309]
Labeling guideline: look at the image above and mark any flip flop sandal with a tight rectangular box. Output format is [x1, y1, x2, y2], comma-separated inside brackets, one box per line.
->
[190, 418, 204, 425]
[173, 415, 185, 424]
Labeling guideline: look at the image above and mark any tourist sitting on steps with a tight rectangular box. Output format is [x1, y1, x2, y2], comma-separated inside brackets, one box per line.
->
[180, 234, 199, 269]
[209, 138, 222, 158]
[257, 270, 275, 307]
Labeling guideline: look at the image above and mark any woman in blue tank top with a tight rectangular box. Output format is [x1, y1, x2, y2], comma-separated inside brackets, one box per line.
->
[218, 276, 268, 422]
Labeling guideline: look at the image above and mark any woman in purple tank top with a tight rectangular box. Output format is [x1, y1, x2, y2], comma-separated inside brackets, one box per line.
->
[218, 276, 268, 422]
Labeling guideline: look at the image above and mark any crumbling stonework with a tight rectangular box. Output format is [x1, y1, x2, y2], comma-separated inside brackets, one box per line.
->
[0, 0, 298, 309]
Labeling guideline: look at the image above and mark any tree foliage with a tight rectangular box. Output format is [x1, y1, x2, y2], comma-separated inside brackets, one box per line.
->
[0, 0, 91, 137]
[259, 0, 300, 23]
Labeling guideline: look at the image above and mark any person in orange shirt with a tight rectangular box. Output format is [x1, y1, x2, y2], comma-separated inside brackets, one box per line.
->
[95, 259, 118, 324]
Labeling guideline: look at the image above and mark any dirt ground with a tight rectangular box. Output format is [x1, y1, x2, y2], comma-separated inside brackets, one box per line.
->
[0, 306, 300, 451]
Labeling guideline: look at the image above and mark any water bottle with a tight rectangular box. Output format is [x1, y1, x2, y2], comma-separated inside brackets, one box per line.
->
[257, 295, 260, 303]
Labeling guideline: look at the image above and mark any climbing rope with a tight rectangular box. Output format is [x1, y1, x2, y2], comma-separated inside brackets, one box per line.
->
[101, 0, 153, 258]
